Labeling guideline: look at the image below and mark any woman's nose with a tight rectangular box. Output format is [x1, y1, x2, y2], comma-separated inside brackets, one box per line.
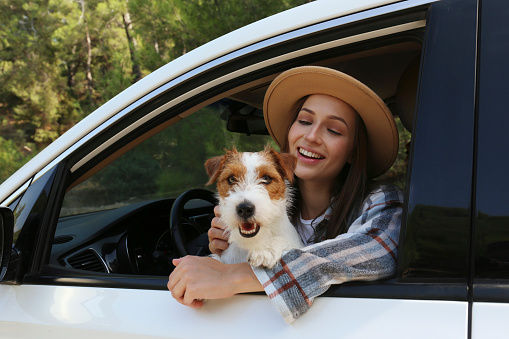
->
[304, 126, 322, 144]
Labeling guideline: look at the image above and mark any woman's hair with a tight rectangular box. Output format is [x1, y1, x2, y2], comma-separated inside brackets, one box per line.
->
[284, 96, 374, 241]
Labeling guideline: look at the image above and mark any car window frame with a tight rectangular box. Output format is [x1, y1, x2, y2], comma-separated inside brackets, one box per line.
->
[472, 0, 509, 302]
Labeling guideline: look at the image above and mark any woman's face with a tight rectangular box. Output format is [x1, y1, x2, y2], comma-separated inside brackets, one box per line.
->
[287, 94, 358, 186]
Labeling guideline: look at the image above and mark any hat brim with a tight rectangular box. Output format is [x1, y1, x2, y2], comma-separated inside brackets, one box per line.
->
[263, 66, 399, 178]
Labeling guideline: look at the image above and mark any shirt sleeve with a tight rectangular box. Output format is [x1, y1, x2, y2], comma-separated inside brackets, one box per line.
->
[251, 184, 403, 324]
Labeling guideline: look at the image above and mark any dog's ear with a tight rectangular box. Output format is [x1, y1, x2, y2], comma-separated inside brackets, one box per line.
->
[204, 155, 226, 186]
[268, 148, 297, 184]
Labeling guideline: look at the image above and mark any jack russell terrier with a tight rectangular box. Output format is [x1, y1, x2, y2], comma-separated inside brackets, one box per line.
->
[205, 146, 303, 268]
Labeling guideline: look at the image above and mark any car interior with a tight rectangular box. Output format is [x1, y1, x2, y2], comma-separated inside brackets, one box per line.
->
[49, 39, 422, 278]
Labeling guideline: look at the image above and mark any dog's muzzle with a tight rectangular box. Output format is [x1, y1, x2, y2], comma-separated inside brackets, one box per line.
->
[236, 201, 260, 237]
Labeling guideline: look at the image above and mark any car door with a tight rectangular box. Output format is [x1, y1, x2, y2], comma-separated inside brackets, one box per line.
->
[471, 0, 509, 337]
[0, 0, 478, 338]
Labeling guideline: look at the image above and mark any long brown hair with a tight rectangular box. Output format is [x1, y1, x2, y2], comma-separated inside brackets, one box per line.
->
[284, 96, 373, 241]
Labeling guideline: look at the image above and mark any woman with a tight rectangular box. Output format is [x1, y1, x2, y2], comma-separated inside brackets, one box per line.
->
[167, 66, 403, 324]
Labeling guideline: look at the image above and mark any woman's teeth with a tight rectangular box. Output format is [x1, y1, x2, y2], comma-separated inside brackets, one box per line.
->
[299, 148, 324, 159]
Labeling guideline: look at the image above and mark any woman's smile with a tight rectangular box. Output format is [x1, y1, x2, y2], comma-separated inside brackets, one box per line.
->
[297, 147, 325, 160]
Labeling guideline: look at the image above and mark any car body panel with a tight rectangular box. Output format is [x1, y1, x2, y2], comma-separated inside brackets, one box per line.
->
[0, 285, 467, 339]
[472, 303, 509, 339]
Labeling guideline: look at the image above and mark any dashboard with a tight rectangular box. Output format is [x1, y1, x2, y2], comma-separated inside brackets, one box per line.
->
[50, 198, 214, 276]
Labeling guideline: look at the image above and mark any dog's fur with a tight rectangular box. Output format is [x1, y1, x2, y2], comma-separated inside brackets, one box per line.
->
[205, 146, 303, 268]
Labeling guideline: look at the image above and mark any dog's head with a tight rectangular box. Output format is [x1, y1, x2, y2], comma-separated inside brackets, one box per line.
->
[204, 145, 296, 239]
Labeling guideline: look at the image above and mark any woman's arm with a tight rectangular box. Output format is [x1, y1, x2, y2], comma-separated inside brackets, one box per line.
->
[252, 184, 404, 323]
[167, 185, 403, 323]
[167, 256, 263, 307]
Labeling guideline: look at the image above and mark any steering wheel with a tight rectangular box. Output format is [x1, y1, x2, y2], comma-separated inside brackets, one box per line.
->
[169, 188, 217, 257]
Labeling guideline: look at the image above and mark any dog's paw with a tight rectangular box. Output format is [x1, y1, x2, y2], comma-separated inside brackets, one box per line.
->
[248, 250, 280, 269]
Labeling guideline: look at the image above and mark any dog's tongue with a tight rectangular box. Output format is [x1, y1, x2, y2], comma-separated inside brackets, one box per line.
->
[241, 222, 255, 232]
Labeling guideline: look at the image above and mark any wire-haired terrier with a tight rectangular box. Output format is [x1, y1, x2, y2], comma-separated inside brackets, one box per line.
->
[205, 146, 303, 268]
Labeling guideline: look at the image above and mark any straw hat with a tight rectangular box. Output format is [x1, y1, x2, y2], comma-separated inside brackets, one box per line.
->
[263, 66, 399, 178]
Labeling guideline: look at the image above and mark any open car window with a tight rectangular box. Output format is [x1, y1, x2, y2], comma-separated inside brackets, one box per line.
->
[50, 34, 422, 280]
[52, 101, 274, 275]
[59, 102, 273, 217]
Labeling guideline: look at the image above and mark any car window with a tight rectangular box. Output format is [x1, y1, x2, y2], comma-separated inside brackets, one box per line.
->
[51, 100, 274, 275]
[59, 102, 273, 217]
[51, 41, 421, 279]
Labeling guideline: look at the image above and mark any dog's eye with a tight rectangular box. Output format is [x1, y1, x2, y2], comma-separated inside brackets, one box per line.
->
[227, 176, 237, 185]
[261, 175, 272, 184]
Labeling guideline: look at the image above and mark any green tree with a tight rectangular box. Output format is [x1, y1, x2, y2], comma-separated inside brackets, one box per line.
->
[0, 0, 311, 184]
[129, 0, 311, 71]
[0, 0, 81, 152]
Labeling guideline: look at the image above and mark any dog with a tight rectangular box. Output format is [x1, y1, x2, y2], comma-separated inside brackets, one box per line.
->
[204, 146, 303, 268]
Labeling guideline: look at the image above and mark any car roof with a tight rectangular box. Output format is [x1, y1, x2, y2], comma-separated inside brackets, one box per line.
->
[0, 0, 403, 204]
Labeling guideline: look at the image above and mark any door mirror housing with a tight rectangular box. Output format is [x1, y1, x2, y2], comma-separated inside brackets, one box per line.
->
[0, 207, 14, 281]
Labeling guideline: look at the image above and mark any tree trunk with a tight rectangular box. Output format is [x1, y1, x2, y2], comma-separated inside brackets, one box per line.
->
[77, 0, 95, 107]
[67, 44, 78, 95]
[122, 1, 142, 83]
[84, 19, 94, 105]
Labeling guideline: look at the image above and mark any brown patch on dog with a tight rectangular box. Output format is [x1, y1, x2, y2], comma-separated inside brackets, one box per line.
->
[215, 161, 246, 198]
[205, 148, 246, 198]
[265, 146, 297, 184]
[204, 155, 226, 185]
[205, 148, 240, 184]
[256, 162, 287, 200]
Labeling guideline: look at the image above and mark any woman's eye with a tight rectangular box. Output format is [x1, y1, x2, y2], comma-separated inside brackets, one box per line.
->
[261, 175, 272, 184]
[298, 120, 311, 126]
[328, 129, 341, 136]
[227, 176, 237, 185]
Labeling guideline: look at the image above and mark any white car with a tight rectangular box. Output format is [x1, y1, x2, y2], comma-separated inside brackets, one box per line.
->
[1, 0, 508, 338]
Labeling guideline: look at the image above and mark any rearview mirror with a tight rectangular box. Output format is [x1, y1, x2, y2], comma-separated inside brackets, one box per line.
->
[227, 114, 269, 135]
[0, 207, 14, 281]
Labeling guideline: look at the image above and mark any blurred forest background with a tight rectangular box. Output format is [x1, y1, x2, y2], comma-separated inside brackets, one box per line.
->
[0, 0, 311, 184]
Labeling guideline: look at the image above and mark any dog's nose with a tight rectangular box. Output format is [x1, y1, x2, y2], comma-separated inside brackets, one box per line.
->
[237, 201, 255, 219]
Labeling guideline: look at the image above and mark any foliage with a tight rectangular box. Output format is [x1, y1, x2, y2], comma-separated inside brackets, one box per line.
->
[376, 116, 412, 189]
[0, 136, 36, 181]
[0, 0, 311, 184]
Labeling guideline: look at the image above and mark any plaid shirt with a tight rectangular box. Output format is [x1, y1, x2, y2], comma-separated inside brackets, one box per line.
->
[251, 184, 403, 324]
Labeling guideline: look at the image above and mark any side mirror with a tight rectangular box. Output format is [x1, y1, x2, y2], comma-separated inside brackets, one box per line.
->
[0, 207, 14, 281]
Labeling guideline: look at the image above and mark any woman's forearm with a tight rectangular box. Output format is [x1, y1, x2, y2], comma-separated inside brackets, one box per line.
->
[229, 262, 264, 294]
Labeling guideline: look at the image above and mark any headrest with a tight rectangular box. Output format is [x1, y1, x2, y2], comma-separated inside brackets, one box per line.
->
[396, 56, 420, 132]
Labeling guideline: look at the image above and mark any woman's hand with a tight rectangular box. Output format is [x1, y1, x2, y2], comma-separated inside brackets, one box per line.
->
[167, 256, 263, 307]
[208, 206, 229, 255]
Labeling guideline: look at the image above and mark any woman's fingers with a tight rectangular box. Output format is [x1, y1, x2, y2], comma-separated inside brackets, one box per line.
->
[169, 279, 186, 303]
[208, 226, 229, 254]
[214, 205, 221, 217]
[208, 207, 230, 254]
[168, 257, 200, 307]
[209, 217, 227, 237]
[210, 238, 229, 252]
[167, 257, 184, 294]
